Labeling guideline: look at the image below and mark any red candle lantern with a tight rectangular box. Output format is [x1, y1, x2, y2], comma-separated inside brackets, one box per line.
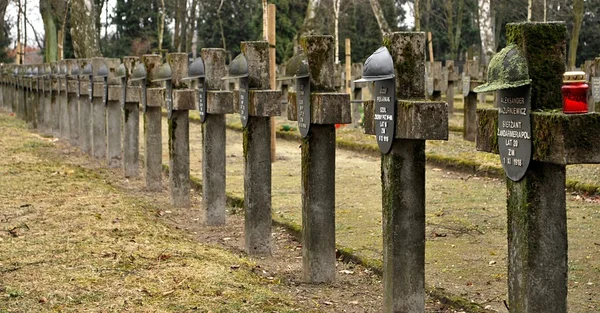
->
[562, 71, 589, 114]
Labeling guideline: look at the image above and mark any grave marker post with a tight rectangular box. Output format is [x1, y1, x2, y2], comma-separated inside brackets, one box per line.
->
[225, 42, 281, 255]
[160, 53, 195, 208]
[50, 62, 60, 138]
[285, 36, 351, 282]
[462, 60, 482, 141]
[590, 57, 600, 112]
[99, 58, 122, 167]
[117, 57, 141, 178]
[79, 60, 93, 155]
[201, 48, 234, 225]
[474, 22, 597, 313]
[90, 58, 108, 159]
[65, 59, 80, 145]
[357, 32, 448, 312]
[58, 61, 69, 139]
[445, 60, 458, 116]
[140, 54, 164, 191]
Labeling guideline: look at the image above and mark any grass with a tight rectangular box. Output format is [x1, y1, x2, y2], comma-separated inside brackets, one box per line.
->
[0, 112, 311, 313]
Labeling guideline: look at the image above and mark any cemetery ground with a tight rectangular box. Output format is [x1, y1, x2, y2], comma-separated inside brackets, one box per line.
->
[2, 97, 600, 312]
[0, 111, 468, 312]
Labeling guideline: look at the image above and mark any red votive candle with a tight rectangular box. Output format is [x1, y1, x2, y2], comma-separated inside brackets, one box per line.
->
[562, 71, 589, 114]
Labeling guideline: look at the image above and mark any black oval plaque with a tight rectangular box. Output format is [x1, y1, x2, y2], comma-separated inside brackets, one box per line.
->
[88, 75, 93, 101]
[121, 78, 127, 109]
[76, 77, 80, 98]
[166, 83, 173, 119]
[103, 78, 108, 106]
[592, 77, 600, 104]
[239, 77, 249, 128]
[374, 78, 396, 154]
[497, 85, 532, 182]
[198, 78, 207, 123]
[297, 77, 311, 137]
[141, 83, 147, 113]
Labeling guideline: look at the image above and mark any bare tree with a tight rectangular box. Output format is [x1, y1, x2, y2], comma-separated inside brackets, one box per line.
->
[158, 0, 166, 53]
[333, 0, 341, 63]
[217, 0, 226, 50]
[369, 0, 390, 37]
[444, 0, 465, 60]
[568, 0, 584, 69]
[478, 0, 495, 64]
[70, 0, 101, 57]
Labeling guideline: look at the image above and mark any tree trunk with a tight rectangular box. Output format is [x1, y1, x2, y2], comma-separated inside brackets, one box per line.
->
[369, 0, 390, 37]
[477, 0, 495, 64]
[333, 0, 341, 64]
[40, 0, 58, 62]
[415, 0, 420, 31]
[187, 0, 198, 56]
[568, 0, 584, 70]
[297, 0, 320, 40]
[217, 0, 226, 51]
[158, 0, 165, 52]
[70, 0, 102, 58]
[262, 0, 268, 40]
[174, 0, 180, 51]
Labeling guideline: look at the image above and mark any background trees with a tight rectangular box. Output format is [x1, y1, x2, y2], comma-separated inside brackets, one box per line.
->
[4, 0, 600, 66]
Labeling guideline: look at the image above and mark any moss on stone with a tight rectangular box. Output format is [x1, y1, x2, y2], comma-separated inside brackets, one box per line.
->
[299, 36, 335, 92]
[506, 22, 567, 111]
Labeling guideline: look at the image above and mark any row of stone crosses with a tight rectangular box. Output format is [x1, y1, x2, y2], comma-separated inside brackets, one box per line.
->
[1, 22, 596, 313]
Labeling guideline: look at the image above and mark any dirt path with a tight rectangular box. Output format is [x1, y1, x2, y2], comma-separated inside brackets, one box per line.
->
[151, 114, 599, 313]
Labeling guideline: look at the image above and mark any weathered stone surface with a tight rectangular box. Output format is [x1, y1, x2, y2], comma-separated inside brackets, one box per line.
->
[384, 32, 426, 99]
[233, 90, 281, 117]
[287, 92, 351, 124]
[107, 85, 140, 102]
[80, 81, 90, 96]
[506, 22, 567, 111]
[446, 60, 459, 81]
[363, 100, 448, 140]
[202, 48, 228, 90]
[477, 108, 600, 165]
[171, 89, 196, 111]
[206, 90, 234, 114]
[67, 81, 78, 94]
[122, 56, 139, 85]
[145, 88, 164, 108]
[166, 53, 189, 89]
[299, 35, 335, 92]
[141, 54, 163, 87]
[92, 82, 105, 98]
[241, 41, 270, 89]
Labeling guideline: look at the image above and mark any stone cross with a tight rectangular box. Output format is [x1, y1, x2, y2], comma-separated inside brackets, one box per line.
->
[90, 57, 108, 159]
[287, 35, 351, 283]
[360, 32, 448, 313]
[475, 22, 598, 313]
[50, 62, 60, 138]
[201, 48, 234, 226]
[65, 59, 80, 146]
[426, 61, 444, 101]
[104, 58, 124, 169]
[462, 60, 483, 141]
[141, 54, 164, 192]
[121, 57, 141, 178]
[79, 59, 93, 155]
[58, 60, 69, 140]
[228, 41, 281, 255]
[445, 60, 459, 116]
[164, 53, 195, 208]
